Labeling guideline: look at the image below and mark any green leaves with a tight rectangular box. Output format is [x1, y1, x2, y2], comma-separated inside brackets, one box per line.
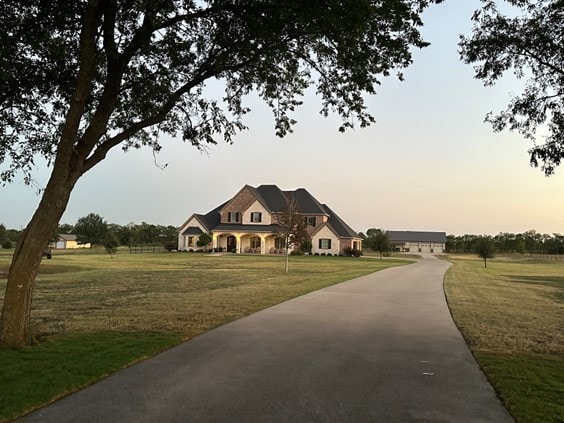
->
[1, 0, 442, 184]
[460, 0, 564, 175]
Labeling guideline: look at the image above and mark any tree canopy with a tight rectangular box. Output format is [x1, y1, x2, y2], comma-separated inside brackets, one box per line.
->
[1, 0, 442, 184]
[459, 0, 564, 175]
[474, 236, 496, 268]
[1, 0, 444, 347]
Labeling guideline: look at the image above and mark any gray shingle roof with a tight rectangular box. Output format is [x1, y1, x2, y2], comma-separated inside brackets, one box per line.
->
[322, 204, 359, 238]
[285, 188, 327, 214]
[255, 185, 288, 212]
[387, 231, 447, 243]
[182, 227, 203, 236]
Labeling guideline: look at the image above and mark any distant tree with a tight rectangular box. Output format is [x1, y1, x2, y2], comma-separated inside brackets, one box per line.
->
[102, 232, 119, 258]
[459, 0, 564, 175]
[74, 213, 108, 246]
[1, 0, 444, 347]
[197, 233, 212, 251]
[277, 199, 309, 274]
[57, 223, 75, 235]
[475, 236, 496, 268]
[0, 224, 6, 246]
[365, 228, 390, 260]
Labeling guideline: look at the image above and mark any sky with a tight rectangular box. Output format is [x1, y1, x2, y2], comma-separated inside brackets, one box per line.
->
[2, 0, 564, 236]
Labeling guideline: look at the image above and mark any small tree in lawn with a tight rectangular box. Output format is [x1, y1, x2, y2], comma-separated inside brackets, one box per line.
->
[277, 199, 308, 274]
[197, 233, 212, 251]
[475, 236, 496, 268]
[102, 232, 119, 258]
[366, 228, 390, 260]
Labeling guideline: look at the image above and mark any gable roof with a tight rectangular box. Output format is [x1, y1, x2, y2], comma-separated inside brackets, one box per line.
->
[387, 231, 447, 243]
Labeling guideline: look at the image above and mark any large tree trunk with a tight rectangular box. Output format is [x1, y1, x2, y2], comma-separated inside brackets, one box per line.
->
[0, 167, 77, 348]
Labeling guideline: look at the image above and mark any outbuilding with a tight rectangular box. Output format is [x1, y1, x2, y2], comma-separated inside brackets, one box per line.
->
[387, 231, 447, 253]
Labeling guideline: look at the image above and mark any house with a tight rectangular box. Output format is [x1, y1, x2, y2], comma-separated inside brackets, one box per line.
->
[387, 231, 447, 253]
[54, 234, 91, 249]
[178, 185, 362, 255]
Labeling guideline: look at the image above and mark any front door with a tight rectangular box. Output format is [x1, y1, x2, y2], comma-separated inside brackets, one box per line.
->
[227, 236, 236, 253]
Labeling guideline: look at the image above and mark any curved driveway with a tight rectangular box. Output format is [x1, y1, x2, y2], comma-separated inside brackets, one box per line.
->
[22, 256, 513, 422]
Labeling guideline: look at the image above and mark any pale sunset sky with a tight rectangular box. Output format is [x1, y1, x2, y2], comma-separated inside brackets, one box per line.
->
[2, 0, 563, 236]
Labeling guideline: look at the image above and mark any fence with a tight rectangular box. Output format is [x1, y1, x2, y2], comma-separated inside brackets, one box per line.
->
[129, 246, 168, 254]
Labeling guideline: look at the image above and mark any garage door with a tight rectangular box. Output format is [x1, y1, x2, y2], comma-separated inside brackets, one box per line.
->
[420, 243, 431, 253]
[409, 243, 419, 253]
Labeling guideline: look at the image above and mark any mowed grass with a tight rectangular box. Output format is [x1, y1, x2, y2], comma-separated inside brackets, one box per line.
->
[444, 255, 564, 423]
[0, 251, 408, 421]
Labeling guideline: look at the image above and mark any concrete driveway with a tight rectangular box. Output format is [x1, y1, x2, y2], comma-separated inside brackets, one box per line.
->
[21, 256, 513, 422]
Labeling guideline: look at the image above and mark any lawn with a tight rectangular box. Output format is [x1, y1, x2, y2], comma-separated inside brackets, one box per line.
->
[0, 250, 408, 421]
[443, 255, 564, 423]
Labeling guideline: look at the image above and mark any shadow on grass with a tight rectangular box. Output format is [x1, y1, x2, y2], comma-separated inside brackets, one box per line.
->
[505, 275, 564, 302]
[0, 331, 183, 421]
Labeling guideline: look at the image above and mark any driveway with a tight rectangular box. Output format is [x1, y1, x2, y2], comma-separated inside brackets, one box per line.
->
[21, 256, 513, 422]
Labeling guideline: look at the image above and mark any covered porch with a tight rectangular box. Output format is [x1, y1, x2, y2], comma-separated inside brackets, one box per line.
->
[212, 232, 288, 254]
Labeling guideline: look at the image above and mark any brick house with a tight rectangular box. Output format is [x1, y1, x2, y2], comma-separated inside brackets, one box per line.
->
[178, 185, 362, 255]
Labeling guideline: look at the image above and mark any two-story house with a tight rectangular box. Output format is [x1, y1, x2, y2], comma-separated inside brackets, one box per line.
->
[178, 185, 362, 255]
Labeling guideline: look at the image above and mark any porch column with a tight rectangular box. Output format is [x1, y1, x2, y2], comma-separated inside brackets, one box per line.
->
[236, 235, 241, 253]
[212, 234, 218, 253]
[260, 235, 266, 255]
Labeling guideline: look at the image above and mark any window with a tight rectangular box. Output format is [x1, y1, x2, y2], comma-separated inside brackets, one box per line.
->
[228, 212, 239, 223]
[188, 236, 194, 247]
[319, 239, 331, 249]
[275, 237, 285, 249]
[251, 212, 262, 223]
[305, 216, 316, 227]
[250, 237, 261, 249]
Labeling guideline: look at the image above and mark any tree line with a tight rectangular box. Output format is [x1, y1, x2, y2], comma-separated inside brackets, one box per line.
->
[0, 214, 178, 252]
[446, 231, 564, 256]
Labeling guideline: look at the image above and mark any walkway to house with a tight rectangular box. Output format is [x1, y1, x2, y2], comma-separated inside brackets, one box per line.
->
[21, 256, 513, 422]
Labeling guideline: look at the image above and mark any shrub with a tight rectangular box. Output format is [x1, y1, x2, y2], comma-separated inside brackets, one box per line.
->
[2, 239, 13, 249]
[290, 250, 304, 256]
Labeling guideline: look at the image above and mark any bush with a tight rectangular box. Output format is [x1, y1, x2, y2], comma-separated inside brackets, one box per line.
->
[290, 250, 304, 256]
[352, 248, 363, 257]
[1, 239, 13, 249]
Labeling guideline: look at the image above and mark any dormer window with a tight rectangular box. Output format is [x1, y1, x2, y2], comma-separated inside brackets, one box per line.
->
[228, 212, 240, 223]
[251, 212, 262, 223]
[305, 216, 316, 226]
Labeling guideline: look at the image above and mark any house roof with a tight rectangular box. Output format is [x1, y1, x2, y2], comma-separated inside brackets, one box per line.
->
[286, 188, 328, 215]
[255, 185, 289, 212]
[322, 204, 360, 238]
[387, 231, 447, 243]
[182, 227, 204, 236]
[59, 234, 77, 241]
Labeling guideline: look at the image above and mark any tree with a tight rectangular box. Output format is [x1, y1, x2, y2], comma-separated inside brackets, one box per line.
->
[276, 199, 309, 274]
[73, 213, 109, 246]
[102, 232, 119, 257]
[475, 236, 496, 268]
[0, 0, 442, 347]
[459, 0, 564, 175]
[365, 228, 390, 260]
[197, 233, 212, 251]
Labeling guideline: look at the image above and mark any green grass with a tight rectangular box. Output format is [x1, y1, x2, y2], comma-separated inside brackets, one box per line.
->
[444, 255, 564, 423]
[0, 251, 408, 421]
